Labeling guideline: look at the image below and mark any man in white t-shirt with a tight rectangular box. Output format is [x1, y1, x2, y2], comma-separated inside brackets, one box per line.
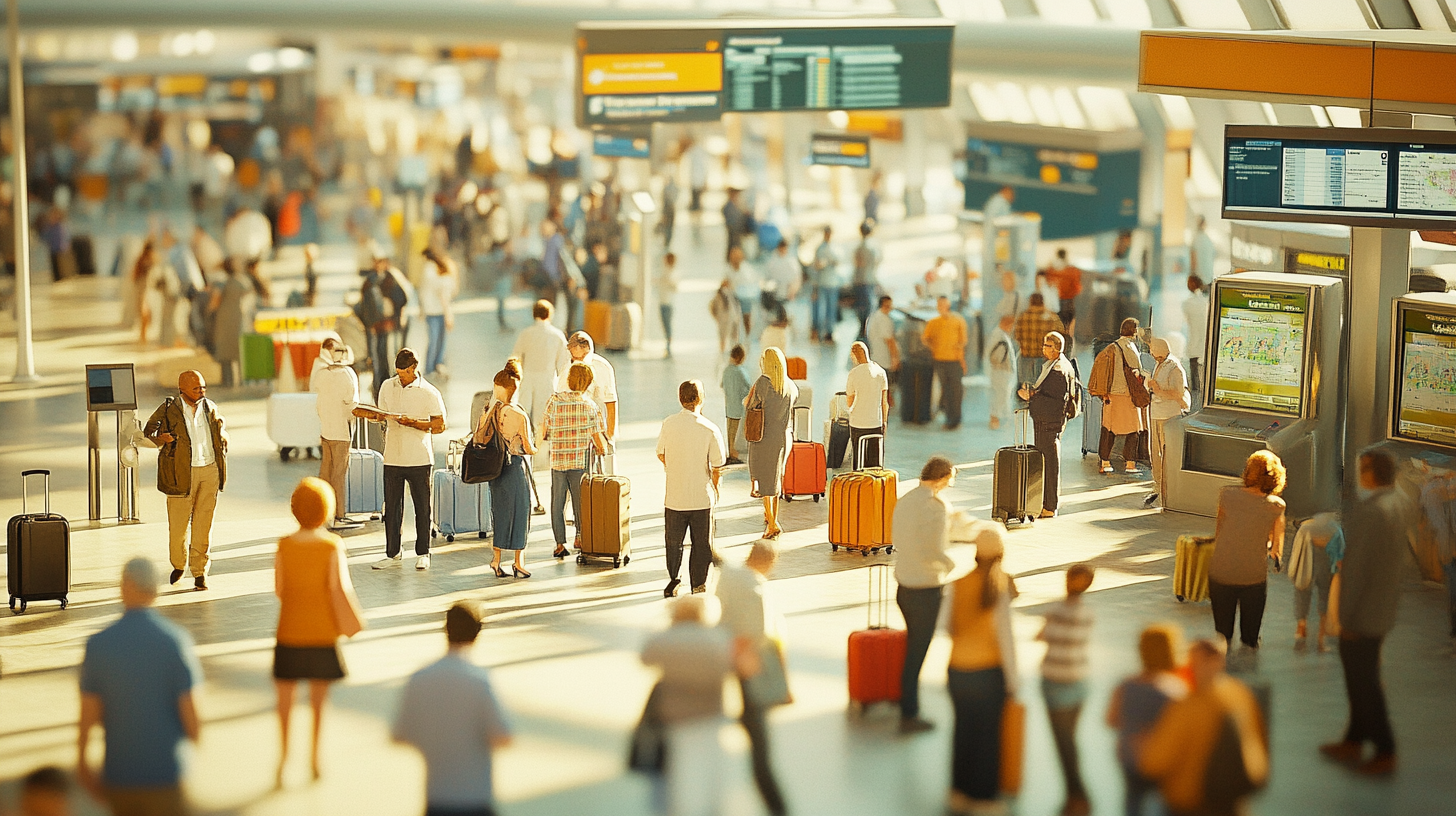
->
[865, 295, 900, 407]
[845, 342, 890, 469]
[512, 299, 571, 447]
[311, 338, 361, 530]
[765, 239, 801, 302]
[656, 380, 727, 598]
[560, 332, 619, 472]
[1181, 275, 1210, 394]
[364, 348, 447, 571]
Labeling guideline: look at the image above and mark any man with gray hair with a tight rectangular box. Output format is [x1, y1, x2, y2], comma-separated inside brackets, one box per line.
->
[1019, 331, 1074, 519]
[78, 559, 202, 816]
[311, 337, 361, 529]
[560, 331, 619, 471]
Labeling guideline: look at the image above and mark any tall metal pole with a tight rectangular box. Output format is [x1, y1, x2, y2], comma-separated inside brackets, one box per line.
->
[8, 0, 37, 382]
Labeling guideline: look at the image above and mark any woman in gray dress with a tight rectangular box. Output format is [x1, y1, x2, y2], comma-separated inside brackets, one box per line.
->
[210, 259, 251, 386]
[745, 346, 798, 539]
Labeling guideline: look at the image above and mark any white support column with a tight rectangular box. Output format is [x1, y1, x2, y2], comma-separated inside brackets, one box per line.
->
[902, 110, 927, 218]
[8, 0, 37, 382]
[1345, 227, 1411, 475]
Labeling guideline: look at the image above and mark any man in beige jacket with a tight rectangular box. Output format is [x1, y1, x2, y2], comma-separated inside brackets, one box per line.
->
[144, 370, 228, 590]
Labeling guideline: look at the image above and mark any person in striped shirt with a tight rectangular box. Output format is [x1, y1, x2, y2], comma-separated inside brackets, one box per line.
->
[1038, 563, 1095, 816]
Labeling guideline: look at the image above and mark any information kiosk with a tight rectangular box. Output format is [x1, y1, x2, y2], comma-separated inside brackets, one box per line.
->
[1163, 271, 1345, 519]
[1387, 293, 1456, 454]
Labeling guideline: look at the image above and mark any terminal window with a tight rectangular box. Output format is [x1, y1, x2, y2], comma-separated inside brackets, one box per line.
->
[1209, 287, 1308, 416]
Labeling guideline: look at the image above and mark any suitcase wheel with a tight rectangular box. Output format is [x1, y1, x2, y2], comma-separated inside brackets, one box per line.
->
[446, 534, 456, 543]
[860, 549, 869, 557]
[1026, 516, 1035, 524]
[576, 555, 586, 565]
[478, 531, 488, 539]
[623, 556, 631, 566]
[831, 544, 839, 552]
[13, 599, 25, 614]
[814, 494, 821, 503]
[7, 596, 13, 611]
[1176, 594, 1187, 603]
[59, 597, 67, 610]
[884, 546, 894, 555]
[782, 495, 793, 502]
[612, 557, 621, 568]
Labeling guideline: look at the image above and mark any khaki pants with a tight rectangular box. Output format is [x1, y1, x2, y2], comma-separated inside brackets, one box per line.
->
[1150, 418, 1168, 496]
[319, 438, 350, 518]
[107, 786, 189, 816]
[726, 417, 741, 459]
[167, 463, 219, 577]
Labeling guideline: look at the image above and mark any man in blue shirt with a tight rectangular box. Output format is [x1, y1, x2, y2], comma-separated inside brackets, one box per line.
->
[394, 602, 514, 816]
[78, 558, 202, 816]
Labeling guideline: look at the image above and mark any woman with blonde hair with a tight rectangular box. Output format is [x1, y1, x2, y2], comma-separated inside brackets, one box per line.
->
[745, 347, 799, 539]
[272, 477, 365, 787]
[1106, 624, 1189, 816]
[482, 359, 537, 577]
[1209, 450, 1287, 651]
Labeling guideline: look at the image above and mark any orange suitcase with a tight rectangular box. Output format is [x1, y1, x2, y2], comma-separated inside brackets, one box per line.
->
[828, 467, 897, 556]
[786, 356, 807, 380]
[584, 300, 613, 348]
[848, 564, 905, 710]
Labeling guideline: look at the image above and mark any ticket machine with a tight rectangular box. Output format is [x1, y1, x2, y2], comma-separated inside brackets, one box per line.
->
[1163, 271, 1345, 519]
[1386, 293, 1456, 457]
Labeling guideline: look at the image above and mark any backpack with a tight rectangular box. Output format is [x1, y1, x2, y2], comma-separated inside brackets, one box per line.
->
[1065, 367, 1084, 420]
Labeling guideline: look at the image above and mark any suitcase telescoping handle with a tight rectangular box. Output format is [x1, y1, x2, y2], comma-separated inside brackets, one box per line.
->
[867, 563, 893, 630]
[353, 416, 372, 449]
[856, 433, 885, 471]
[793, 404, 811, 444]
[21, 469, 51, 515]
[1017, 409, 1031, 448]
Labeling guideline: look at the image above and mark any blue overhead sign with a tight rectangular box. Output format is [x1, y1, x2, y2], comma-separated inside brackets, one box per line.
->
[964, 138, 1140, 240]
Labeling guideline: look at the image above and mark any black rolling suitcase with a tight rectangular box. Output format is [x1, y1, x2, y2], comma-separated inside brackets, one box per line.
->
[992, 412, 1044, 525]
[900, 363, 934, 424]
[8, 469, 70, 613]
[72, 235, 97, 277]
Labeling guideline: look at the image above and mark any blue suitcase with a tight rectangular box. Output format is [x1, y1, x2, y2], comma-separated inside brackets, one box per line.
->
[346, 419, 384, 519]
[433, 440, 491, 542]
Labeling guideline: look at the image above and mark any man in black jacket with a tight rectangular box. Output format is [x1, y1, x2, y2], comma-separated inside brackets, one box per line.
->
[144, 371, 228, 590]
[1020, 331, 1074, 519]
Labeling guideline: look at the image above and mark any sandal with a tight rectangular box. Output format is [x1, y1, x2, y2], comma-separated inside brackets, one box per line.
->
[491, 563, 507, 578]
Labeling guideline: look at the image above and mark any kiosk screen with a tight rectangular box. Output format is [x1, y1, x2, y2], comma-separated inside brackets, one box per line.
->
[1394, 308, 1456, 447]
[1209, 287, 1308, 415]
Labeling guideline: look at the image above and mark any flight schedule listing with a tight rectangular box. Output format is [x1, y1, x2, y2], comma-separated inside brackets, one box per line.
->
[1281, 147, 1387, 209]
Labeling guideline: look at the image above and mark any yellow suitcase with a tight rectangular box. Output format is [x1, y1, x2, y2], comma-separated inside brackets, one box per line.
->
[1174, 535, 1214, 602]
[828, 468, 898, 556]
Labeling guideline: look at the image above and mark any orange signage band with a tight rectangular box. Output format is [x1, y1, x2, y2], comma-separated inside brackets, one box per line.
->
[1140, 34, 1373, 104]
[581, 52, 722, 96]
[1373, 45, 1456, 111]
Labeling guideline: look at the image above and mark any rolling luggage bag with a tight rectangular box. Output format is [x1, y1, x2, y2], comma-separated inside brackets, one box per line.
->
[345, 419, 385, 519]
[828, 440, 897, 556]
[267, 393, 322, 462]
[584, 300, 613, 347]
[433, 440, 491, 542]
[992, 412, 1044, 525]
[786, 356, 808, 380]
[8, 470, 70, 613]
[1174, 535, 1214, 602]
[782, 407, 826, 502]
[578, 471, 631, 567]
[606, 302, 641, 351]
[826, 418, 851, 469]
[1081, 390, 1103, 457]
[848, 563, 907, 710]
[900, 363, 933, 424]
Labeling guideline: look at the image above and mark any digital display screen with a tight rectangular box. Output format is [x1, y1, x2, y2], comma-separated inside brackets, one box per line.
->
[1394, 307, 1456, 448]
[592, 129, 651, 159]
[1224, 126, 1456, 228]
[1209, 286, 1309, 416]
[809, 133, 870, 168]
[577, 19, 952, 127]
[86, 364, 138, 412]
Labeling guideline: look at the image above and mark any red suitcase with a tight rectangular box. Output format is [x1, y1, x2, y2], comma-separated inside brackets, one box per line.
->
[848, 564, 905, 710]
[781, 407, 826, 502]
[786, 356, 808, 380]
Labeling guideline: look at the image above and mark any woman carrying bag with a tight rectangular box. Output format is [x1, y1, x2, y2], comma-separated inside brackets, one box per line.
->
[744, 347, 798, 539]
[480, 360, 536, 578]
[272, 478, 365, 787]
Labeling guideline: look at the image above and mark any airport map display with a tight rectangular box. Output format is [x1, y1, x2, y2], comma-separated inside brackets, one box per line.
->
[1224, 127, 1456, 228]
[1394, 307, 1456, 447]
[1210, 287, 1309, 415]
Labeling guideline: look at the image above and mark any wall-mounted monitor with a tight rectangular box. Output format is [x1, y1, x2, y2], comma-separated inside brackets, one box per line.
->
[1207, 283, 1311, 417]
[576, 19, 953, 127]
[1224, 125, 1456, 229]
[85, 363, 137, 412]
[1391, 294, 1456, 449]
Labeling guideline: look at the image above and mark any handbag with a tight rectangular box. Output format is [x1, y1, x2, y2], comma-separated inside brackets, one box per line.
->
[744, 395, 765, 443]
[743, 639, 792, 709]
[627, 682, 667, 774]
[1123, 352, 1152, 408]
[1000, 696, 1026, 794]
[461, 405, 507, 484]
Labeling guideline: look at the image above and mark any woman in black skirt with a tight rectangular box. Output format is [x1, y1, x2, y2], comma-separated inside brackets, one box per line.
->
[273, 477, 364, 787]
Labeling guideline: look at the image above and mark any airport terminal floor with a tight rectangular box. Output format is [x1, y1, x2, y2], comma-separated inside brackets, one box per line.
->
[1, 218, 1454, 816]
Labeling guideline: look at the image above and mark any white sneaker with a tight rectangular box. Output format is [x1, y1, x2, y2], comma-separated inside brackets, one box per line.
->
[372, 554, 402, 570]
[415, 554, 431, 571]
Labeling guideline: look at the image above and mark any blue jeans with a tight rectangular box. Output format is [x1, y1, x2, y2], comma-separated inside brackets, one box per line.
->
[551, 468, 585, 547]
[853, 283, 875, 341]
[425, 314, 447, 374]
[813, 286, 839, 337]
[660, 304, 674, 347]
[948, 667, 1005, 801]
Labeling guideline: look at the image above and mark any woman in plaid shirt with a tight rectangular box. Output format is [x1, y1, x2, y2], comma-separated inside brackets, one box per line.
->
[543, 363, 608, 561]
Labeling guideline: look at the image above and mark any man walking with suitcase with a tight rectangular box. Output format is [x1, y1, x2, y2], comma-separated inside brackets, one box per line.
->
[1020, 332, 1075, 519]
[367, 349, 447, 572]
[845, 342, 889, 469]
[922, 296, 968, 430]
[656, 380, 727, 597]
[144, 370, 227, 591]
[78, 559, 202, 816]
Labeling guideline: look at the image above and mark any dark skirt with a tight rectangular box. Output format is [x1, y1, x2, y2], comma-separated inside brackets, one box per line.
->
[273, 643, 346, 681]
[489, 454, 530, 551]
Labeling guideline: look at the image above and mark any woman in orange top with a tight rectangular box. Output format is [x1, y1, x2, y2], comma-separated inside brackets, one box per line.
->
[946, 523, 1019, 815]
[273, 477, 365, 787]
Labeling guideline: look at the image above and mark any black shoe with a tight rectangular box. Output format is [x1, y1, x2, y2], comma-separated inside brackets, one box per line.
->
[194, 576, 208, 591]
[898, 716, 935, 735]
[1143, 493, 1160, 509]
[170, 569, 184, 585]
[691, 585, 707, 594]
[944, 423, 960, 431]
[553, 546, 571, 559]
[664, 578, 681, 598]
[512, 566, 532, 579]
[492, 564, 507, 578]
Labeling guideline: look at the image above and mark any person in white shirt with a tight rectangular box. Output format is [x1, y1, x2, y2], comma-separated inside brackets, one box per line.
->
[658, 252, 679, 357]
[418, 248, 459, 378]
[143, 371, 229, 591]
[560, 331, 619, 472]
[1181, 275, 1210, 394]
[1190, 216, 1217, 281]
[223, 205, 272, 269]
[925, 256, 958, 300]
[656, 380, 727, 597]
[865, 295, 900, 406]
[985, 313, 1018, 431]
[845, 342, 890, 469]
[765, 239, 801, 302]
[1144, 335, 1191, 510]
[728, 245, 759, 337]
[311, 339, 361, 530]
[717, 541, 789, 816]
[511, 299, 571, 448]
[363, 348, 447, 571]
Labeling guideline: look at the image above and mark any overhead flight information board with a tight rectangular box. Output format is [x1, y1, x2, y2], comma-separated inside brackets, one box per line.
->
[577, 19, 952, 127]
[1209, 285, 1310, 416]
[1393, 301, 1456, 448]
[1224, 126, 1456, 229]
[810, 133, 871, 168]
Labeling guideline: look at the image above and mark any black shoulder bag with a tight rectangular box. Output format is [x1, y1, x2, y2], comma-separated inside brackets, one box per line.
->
[461, 405, 507, 484]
